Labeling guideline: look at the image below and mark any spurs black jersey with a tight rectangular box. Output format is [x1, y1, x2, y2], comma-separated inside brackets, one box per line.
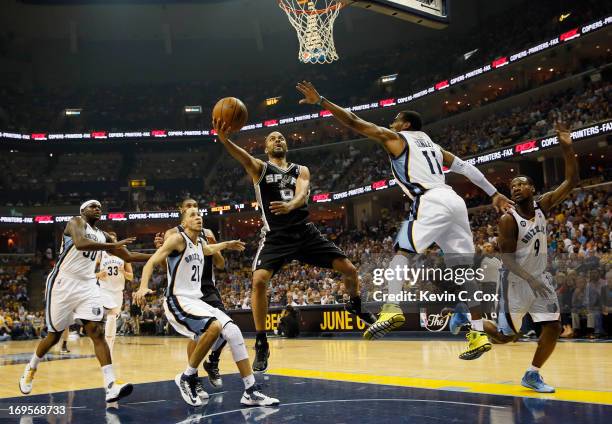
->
[254, 161, 309, 232]
[176, 225, 215, 290]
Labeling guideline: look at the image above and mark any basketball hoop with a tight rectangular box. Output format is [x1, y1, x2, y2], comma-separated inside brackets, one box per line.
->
[278, 0, 344, 64]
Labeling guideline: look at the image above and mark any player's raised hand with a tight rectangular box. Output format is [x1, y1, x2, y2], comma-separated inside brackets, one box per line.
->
[133, 288, 155, 307]
[554, 120, 572, 146]
[153, 232, 164, 249]
[112, 237, 136, 248]
[296, 81, 322, 105]
[224, 240, 246, 251]
[212, 117, 233, 142]
[270, 201, 293, 215]
[492, 192, 514, 213]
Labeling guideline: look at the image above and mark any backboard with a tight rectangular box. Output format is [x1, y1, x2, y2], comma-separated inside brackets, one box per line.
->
[341, 0, 450, 29]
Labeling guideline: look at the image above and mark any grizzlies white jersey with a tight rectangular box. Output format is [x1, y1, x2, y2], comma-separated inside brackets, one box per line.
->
[99, 251, 126, 292]
[390, 131, 450, 199]
[55, 222, 106, 280]
[508, 202, 547, 278]
[166, 232, 205, 298]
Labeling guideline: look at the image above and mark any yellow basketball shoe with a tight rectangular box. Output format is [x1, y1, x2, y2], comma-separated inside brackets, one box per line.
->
[363, 303, 405, 340]
[459, 330, 492, 360]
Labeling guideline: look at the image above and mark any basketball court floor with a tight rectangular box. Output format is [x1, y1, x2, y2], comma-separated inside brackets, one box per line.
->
[0, 336, 610, 423]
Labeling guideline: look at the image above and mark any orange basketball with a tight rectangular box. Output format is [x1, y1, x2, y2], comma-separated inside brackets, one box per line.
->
[212, 97, 248, 133]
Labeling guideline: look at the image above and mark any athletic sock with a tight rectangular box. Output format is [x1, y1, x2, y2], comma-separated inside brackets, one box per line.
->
[184, 366, 198, 376]
[387, 254, 409, 304]
[101, 364, 115, 387]
[28, 354, 43, 370]
[471, 319, 484, 332]
[528, 365, 540, 373]
[242, 373, 255, 390]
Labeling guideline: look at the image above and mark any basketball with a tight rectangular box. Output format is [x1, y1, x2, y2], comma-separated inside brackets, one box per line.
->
[212, 97, 248, 133]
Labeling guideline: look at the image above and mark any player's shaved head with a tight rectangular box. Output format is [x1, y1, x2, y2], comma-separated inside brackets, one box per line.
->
[265, 131, 288, 158]
[510, 174, 536, 203]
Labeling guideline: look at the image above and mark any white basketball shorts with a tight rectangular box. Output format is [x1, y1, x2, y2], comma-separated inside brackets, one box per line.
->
[497, 270, 560, 335]
[395, 187, 475, 264]
[45, 273, 104, 333]
[164, 295, 232, 340]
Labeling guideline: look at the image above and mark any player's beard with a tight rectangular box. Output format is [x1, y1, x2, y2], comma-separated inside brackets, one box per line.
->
[269, 148, 286, 159]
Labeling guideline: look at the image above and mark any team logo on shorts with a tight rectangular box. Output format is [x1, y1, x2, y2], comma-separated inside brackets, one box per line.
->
[547, 303, 558, 313]
[92, 307, 101, 316]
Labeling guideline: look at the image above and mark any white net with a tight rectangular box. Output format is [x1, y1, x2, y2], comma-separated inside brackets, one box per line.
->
[278, 0, 343, 64]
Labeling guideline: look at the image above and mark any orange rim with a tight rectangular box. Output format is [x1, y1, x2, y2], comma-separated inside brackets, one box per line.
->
[278, 0, 344, 15]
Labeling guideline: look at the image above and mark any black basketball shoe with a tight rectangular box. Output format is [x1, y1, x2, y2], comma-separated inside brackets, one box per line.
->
[253, 340, 270, 373]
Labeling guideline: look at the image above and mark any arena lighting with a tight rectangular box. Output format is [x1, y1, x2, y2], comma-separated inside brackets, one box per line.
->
[380, 73, 398, 84]
[463, 48, 479, 60]
[3, 119, 609, 224]
[0, 15, 610, 143]
[64, 108, 82, 117]
[266, 96, 281, 106]
[183, 105, 202, 114]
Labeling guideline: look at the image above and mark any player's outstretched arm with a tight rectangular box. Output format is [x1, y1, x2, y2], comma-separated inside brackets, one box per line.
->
[498, 214, 551, 298]
[212, 118, 265, 181]
[538, 121, 579, 213]
[202, 240, 246, 256]
[67, 217, 135, 251]
[204, 229, 225, 270]
[133, 233, 182, 306]
[296, 81, 404, 156]
[103, 232, 152, 263]
[270, 165, 310, 215]
[441, 150, 514, 213]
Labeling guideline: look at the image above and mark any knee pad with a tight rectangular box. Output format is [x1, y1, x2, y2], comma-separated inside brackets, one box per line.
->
[221, 322, 248, 363]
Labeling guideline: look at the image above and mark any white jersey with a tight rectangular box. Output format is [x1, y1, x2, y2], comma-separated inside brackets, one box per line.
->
[54, 222, 106, 280]
[99, 251, 126, 292]
[166, 232, 205, 299]
[389, 131, 451, 200]
[508, 202, 547, 279]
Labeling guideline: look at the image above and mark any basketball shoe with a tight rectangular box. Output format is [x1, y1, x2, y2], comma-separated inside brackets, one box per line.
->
[521, 371, 555, 393]
[105, 380, 133, 403]
[240, 384, 280, 406]
[203, 359, 222, 388]
[253, 339, 270, 373]
[175, 373, 203, 407]
[19, 366, 36, 394]
[459, 330, 492, 360]
[363, 303, 405, 340]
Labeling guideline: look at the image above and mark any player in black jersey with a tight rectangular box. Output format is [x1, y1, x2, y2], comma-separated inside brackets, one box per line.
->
[213, 118, 376, 373]
[154, 198, 227, 387]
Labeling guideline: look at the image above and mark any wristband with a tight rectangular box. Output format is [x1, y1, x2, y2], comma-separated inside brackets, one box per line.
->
[316, 96, 326, 107]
